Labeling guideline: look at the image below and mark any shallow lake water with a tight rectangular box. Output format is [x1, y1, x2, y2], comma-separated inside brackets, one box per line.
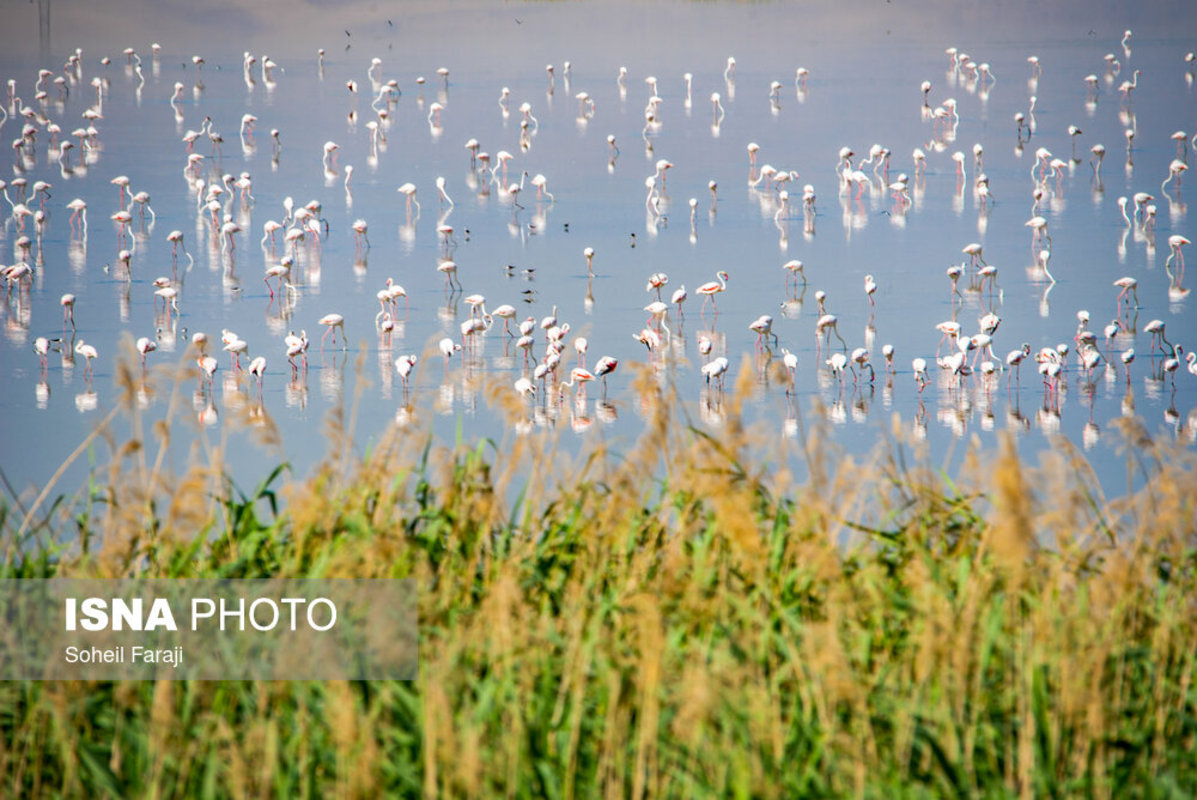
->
[1, 0, 1195, 505]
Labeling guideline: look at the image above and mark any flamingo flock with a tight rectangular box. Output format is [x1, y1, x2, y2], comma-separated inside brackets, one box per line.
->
[1, 24, 1195, 475]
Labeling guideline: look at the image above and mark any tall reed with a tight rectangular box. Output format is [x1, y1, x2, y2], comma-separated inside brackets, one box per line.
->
[1, 348, 1194, 797]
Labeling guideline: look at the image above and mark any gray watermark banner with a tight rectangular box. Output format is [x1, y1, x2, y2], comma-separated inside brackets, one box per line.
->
[0, 579, 417, 680]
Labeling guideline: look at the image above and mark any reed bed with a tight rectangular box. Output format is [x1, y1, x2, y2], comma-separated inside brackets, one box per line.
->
[1, 348, 1195, 798]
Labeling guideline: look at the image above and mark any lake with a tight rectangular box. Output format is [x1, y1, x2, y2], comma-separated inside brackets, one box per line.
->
[1, 0, 1195, 506]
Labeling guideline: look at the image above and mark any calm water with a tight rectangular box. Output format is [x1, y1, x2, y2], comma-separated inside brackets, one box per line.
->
[1, 0, 1195, 504]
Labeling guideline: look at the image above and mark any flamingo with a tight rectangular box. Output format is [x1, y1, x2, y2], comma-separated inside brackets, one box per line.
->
[132, 191, 155, 224]
[879, 344, 895, 377]
[643, 302, 670, 341]
[491, 304, 517, 337]
[816, 314, 847, 352]
[1162, 159, 1187, 195]
[540, 305, 558, 332]
[1144, 319, 1173, 356]
[264, 258, 292, 298]
[519, 101, 538, 131]
[825, 352, 849, 385]
[437, 260, 461, 291]
[851, 348, 874, 383]
[394, 354, 418, 395]
[192, 332, 210, 356]
[1036, 349, 1063, 397]
[438, 338, 461, 372]
[546, 323, 572, 347]
[182, 116, 212, 151]
[1026, 216, 1050, 248]
[1163, 346, 1184, 388]
[749, 315, 778, 349]
[711, 92, 725, 125]
[514, 376, 536, 402]
[559, 366, 595, 400]
[460, 314, 493, 349]
[515, 334, 536, 364]
[319, 313, 347, 351]
[646, 272, 668, 299]
[1170, 130, 1189, 161]
[573, 338, 589, 369]
[111, 209, 133, 244]
[1006, 344, 1031, 387]
[934, 321, 962, 357]
[702, 356, 729, 389]
[197, 355, 219, 386]
[223, 335, 249, 370]
[322, 141, 339, 172]
[464, 293, 487, 320]
[168, 230, 193, 272]
[671, 285, 687, 317]
[593, 356, 618, 399]
[248, 356, 267, 389]
[962, 242, 986, 268]
[1167, 234, 1190, 281]
[1121, 349, 1135, 385]
[978, 265, 999, 294]
[136, 336, 157, 370]
[635, 327, 664, 355]
[34, 337, 51, 372]
[979, 313, 1002, 337]
[1079, 345, 1103, 383]
[695, 270, 729, 313]
[67, 198, 87, 237]
[75, 339, 98, 379]
[60, 293, 76, 330]
[1132, 192, 1154, 223]
[780, 349, 799, 393]
[397, 182, 420, 216]
[1114, 276, 1138, 309]
[220, 218, 242, 253]
[427, 102, 445, 128]
[912, 358, 928, 393]
[352, 219, 370, 252]
[436, 176, 454, 208]
[1035, 249, 1056, 284]
[387, 279, 410, 316]
[530, 173, 553, 203]
[286, 331, 309, 374]
[378, 313, 396, 348]
[111, 175, 132, 209]
[491, 150, 514, 185]
[1118, 68, 1141, 104]
[783, 260, 806, 287]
